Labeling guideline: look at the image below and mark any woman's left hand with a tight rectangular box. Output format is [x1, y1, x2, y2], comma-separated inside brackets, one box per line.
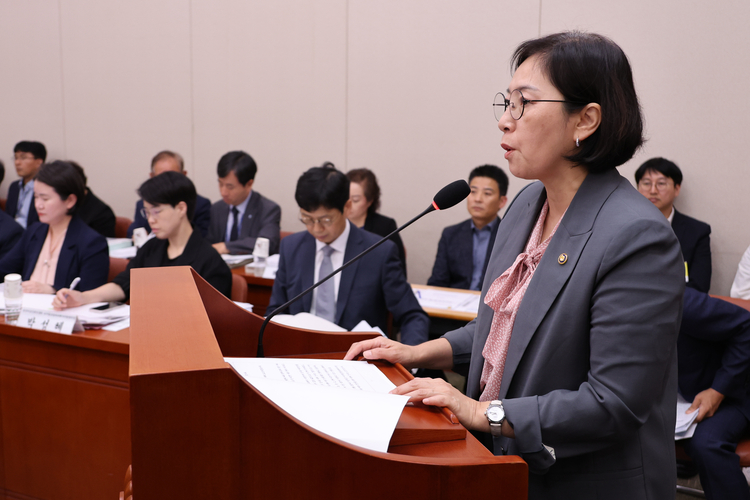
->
[22, 280, 56, 295]
[391, 377, 486, 431]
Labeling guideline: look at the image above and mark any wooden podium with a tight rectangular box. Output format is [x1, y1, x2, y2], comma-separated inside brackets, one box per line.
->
[129, 267, 527, 499]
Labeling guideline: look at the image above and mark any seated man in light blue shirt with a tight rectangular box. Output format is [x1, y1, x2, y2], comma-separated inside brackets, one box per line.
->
[7, 141, 46, 229]
[427, 164, 508, 290]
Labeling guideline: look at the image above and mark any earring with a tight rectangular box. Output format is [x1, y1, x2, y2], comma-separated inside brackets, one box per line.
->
[576, 137, 580, 147]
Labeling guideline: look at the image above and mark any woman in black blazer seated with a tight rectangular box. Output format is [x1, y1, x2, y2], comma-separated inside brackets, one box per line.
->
[0, 161, 109, 293]
[346, 168, 407, 275]
[53, 171, 231, 309]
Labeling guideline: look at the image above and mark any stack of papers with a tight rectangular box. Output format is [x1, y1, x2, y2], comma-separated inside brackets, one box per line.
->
[676, 394, 699, 440]
[270, 312, 385, 336]
[222, 254, 254, 268]
[412, 287, 480, 313]
[0, 293, 131, 332]
[226, 357, 408, 452]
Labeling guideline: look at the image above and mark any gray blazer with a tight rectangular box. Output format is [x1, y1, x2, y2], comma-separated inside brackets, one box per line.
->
[207, 191, 281, 255]
[444, 169, 684, 500]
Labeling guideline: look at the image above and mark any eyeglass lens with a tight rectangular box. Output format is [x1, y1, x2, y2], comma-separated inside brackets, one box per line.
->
[493, 90, 525, 121]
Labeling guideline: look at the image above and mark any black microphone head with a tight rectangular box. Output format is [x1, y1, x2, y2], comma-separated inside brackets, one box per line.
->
[432, 180, 471, 210]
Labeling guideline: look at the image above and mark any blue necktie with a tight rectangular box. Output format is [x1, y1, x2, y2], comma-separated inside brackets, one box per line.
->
[315, 246, 335, 322]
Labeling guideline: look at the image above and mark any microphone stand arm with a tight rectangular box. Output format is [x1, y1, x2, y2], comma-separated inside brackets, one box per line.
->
[256, 205, 434, 357]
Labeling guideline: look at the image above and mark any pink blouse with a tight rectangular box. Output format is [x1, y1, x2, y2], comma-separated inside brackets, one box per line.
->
[29, 228, 67, 288]
[479, 200, 564, 402]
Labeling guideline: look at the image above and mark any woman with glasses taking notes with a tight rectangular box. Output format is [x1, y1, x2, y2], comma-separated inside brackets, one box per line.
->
[345, 32, 684, 499]
[54, 171, 231, 309]
[0, 161, 109, 293]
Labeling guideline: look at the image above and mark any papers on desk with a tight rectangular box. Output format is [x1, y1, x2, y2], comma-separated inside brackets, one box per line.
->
[676, 394, 699, 440]
[270, 312, 385, 336]
[225, 357, 409, 452]
[107, 238, 133, 251]
[412, 286, 481, 313]
[110, 246, 138, 259]
[222, 254, 254, 268]
[0, 293, 131, 332]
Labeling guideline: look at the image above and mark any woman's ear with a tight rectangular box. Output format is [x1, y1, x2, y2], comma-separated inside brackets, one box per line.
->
[575, 103, 602, 142]
[64, 194, 77, 211]
[175, 201, 188, 216]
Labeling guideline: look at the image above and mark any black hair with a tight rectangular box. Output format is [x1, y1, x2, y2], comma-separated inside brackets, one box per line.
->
[34, 161, 85, 214]
[138, 170, 197, 220]
[346, 168, 381, 215]
[634, 157, 683, 186]
[0, 160, 4, 185]
[469, 165, 509, 196]
[150, 150, 184, 171]
[67, 160, 88, 187]
[295, 163, 349, 213]
[217, 151, 257, 185]
[511, 31, 644, 172]
[14, 141, 47, 162]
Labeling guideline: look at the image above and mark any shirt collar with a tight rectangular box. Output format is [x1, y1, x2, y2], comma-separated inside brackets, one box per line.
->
[231, 190, 252, 215]
[667, 206, 675, 224]
[470, 217, 499, 232]
[315, 219, 350, 255]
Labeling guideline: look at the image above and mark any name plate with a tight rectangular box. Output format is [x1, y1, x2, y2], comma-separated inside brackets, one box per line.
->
[17, 308, 83, 334]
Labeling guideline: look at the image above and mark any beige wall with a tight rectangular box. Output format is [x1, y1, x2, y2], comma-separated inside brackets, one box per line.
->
[1, 0, 748, 293]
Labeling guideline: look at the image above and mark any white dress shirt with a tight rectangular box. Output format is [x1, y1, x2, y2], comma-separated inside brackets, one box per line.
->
[310, 220, 350, 317]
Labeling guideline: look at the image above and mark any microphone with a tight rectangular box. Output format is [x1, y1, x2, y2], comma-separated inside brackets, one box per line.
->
[256, 179, 470, 357]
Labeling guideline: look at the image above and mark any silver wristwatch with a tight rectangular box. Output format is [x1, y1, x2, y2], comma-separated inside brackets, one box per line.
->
[485, 400, 505, 437]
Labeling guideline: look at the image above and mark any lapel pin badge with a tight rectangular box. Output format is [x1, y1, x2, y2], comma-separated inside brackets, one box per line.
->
[557, 253, 568, 265]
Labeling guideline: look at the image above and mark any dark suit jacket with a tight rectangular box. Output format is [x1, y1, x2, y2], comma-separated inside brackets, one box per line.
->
[5, 180, 39, 227]
[444, 170, 685, 499]
[679, 288, 750, 418]
[127, 194, 211, 238]
[672, 209, 712, 293]
[362, 212, 406, 276]
[207, 191, 281, 255]
[0, 216, 109, 291]
[113, 229, 232, 299]
[0, 210, 23, 259]
[427, 217, 500, 290]
[267, 224, 429, 345]
[77, 188, 116, 237]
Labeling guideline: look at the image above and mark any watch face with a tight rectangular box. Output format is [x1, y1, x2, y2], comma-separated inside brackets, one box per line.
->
[487, 406, 504, 423]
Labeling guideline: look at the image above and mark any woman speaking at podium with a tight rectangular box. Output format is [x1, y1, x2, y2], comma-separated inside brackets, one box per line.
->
[53, 171, 231, 308]
[346, 32, 684, 499]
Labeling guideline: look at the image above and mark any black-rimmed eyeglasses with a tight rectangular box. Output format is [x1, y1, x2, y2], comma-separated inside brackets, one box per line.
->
[493, 90, 585, 121]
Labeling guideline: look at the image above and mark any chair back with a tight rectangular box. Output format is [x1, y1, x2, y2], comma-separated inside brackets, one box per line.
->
[231, 273, 248, 302]
[115, 217, 132, 238]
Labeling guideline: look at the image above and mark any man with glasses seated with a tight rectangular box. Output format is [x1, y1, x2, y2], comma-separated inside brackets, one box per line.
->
[7, 141, 46, 229]
[267, 164, 429, 345]
[635, 157, 712, 292]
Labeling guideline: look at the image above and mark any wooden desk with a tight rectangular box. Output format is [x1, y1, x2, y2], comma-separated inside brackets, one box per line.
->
[231, 267, 274, 315]
[0, 322, 131, 500]
[412, 283, 480, 322]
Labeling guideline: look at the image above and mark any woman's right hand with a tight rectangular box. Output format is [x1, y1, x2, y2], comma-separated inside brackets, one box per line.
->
[52, 288, 84, 310]
[344, 337, 417, 367]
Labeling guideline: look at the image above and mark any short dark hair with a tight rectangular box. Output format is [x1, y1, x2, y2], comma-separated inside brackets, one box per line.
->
[634, 157, 683, 186]
[14, 141, 47, 162]
[138, 171, 197, 221]
[150, 150, 184, 171]
[296, 163, 349, 213]
[511, 31, 644, 173]
[469, 165, 509, 196]
[217, 151, 257, 185]
[35, 161, 85, 215]
[67, 160, 87, 187]
[0, 160, 5, 185]
[346, 168, 381, 215]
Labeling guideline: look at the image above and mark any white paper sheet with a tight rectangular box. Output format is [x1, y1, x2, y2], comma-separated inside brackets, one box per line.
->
[0, 293, 131, 331]
[676, 394, 699, 440]
[412, 286, 480, 313]
[226, 357, 409, 452]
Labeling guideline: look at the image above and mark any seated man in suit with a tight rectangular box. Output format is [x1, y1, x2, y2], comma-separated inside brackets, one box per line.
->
[69, 161, 116, 237]
[427, 164, 508, 290]
[207, 150, 281, 255]
[267, 165, 428, 345]
[127, 150, 211, 238]
[0, 160, 23, 258]
[635, 157, 712, 292]
[7, 140, 46, 229]
[679, 288, 750, 500]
